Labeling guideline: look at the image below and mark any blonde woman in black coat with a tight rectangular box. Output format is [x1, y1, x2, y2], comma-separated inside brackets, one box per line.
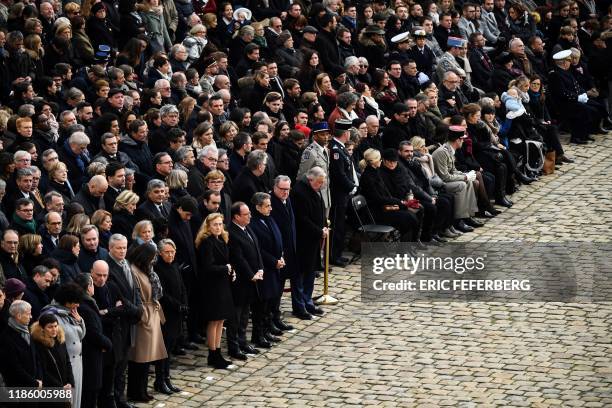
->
[195, 213, 235, 369]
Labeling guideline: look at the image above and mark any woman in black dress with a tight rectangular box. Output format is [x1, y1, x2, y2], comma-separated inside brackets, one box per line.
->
[195, 213, 235, 369]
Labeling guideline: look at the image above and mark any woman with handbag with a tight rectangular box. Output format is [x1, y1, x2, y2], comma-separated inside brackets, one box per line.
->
[358, 148, 420, 247]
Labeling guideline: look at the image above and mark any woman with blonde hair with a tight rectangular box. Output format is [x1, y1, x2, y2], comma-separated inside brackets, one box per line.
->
[132, 219, 156, 249]
[111, 190, 140, 240]
[191, 121, 215, 152]
[47, 161, 75, 201]
[166, 169, 189, 203]
[66, 213, 90, 237]
[23, 33, 44, 77]
[178, 97, 196, 127]
[314, 72, 337, 115]
[195, 213, 234, 368]
[358, 148, 419, 245]
[19, 233, 44, 275]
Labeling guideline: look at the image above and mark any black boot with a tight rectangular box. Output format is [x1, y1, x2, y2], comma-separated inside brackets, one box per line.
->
[154, 361, 173, 394]
[208, 349, 230, 369]
[217, 349, 232, 366]
[165, 378, 181, 393]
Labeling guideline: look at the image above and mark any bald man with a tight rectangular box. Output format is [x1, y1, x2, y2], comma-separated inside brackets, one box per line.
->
[71, 174, 109, 216]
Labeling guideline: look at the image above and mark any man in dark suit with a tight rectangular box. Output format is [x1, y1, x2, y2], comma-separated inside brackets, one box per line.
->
[135, 179, 172, 222]
[231, 150, 268, 207]
[3, 168, 44, 217]
[40, 211, 63, 256]
[408, 30, 436, 79]
[291, 167, 328, 317]
[105, 234, 143, 408]
[329, 119, 358, 267]
[168, 196, 202, 344]
[104, 161, 125, 210]
[270, 176, 299, 326]
[227, 202, 266, 360]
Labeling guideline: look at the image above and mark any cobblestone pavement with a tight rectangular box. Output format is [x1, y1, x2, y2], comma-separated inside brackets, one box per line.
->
[145, 134, 612, 407]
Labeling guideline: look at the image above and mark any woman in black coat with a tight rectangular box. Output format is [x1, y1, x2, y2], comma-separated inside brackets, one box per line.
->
[86, 3, 117, 52]
[249, 193, 284, 338]
[73, 274, 113, 408]
[358, 149, 419, 242]
[195, 213, 234, 368]
[31, 313, 75, 407]
[110, 190, 140, 243]
[52, 235, 82, 284]
[154, 239, 188, 393]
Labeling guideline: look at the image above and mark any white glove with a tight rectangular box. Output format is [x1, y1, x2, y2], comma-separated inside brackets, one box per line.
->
[466, 171, 477, 182]
[578, 93, 588, 103]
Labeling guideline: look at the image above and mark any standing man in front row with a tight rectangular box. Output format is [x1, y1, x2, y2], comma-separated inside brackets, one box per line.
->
[329, 118, 358, 267]
[291, 167, 328, 317]
[297, 122, 331, 216]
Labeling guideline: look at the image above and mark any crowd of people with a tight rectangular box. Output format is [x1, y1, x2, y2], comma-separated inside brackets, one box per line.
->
[0, 0, 610, 406]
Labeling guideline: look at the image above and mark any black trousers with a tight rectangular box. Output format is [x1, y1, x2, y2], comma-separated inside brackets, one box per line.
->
[226, 302, 250, 353]
[113, 340, 131, 405]
[419, 200, 436, 241]
[330, 197, 348, 261]
[98, 354, 116, 408]
[127, 361, 150, 398]
[377, 209, 419, 241]
[249, 298, 266, 341]
[434, 193, 454, 234]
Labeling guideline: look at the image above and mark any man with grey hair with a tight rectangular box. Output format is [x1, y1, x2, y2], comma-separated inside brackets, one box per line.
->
[59, 131, 91, 187]
[171, 72, 188, 105]
[213, 74, 231, 91]
[4, 167, 42, 216]
[155, 79, 172, 104]
[150, 105, 180, 154]
[104, 233, 142, 408]
[231, 150, 268, 206]
[344, 56, 360, 86]
[0, 299, 42, 388]
[291, 166, 328, 317]
[174, 146, 195, 173]
[72, 174, 108, 216]
[13, 150, 32, 170]
[187, 145, 218, 197]
[136, 179, 171, 221]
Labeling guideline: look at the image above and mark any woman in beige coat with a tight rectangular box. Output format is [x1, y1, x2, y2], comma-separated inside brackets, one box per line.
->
[126, 243, 168, 402]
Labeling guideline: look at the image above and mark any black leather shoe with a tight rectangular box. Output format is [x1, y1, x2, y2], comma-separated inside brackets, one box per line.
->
[165, 378, 181, 393]
[173, 347, 187, 356]
[229, 350, 248, 360]
[190, 334, 206, 344]
[475, 210, 495, 218]
[253, 337, 272, 348]
[424, 239, 441, 246]
[330, 258, 348, 267]
[264, 333, 281, 343]
[516, 172, 534, 184]
[268, 323, 283, 336]
[414, 240, 428, 250]
[307, 306, 324, 315]
[455, 220, 474, 233]
[292, 310, 312, 320]
[154, 381, 173, 395]
[182, 342, 199, 350]
[559, 155, 574, 163]
[273, 319, 294, 331]
[116, 401, 135, 408]
[431, 234, 447, 243]
[240, 345, 260, 354]
[465, 217, 484, 228]
[495, 197, 513, 208]
[570, 139, 588, 144]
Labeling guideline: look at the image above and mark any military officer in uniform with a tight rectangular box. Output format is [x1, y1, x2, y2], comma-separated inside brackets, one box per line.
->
[329, 119, 359, 267]
[408, 29, 436, 80]
[297, 122, 332, 216]
[548, 49, 605, 144]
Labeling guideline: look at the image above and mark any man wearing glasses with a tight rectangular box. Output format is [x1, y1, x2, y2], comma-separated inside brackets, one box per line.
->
[382, 103, 413, 150]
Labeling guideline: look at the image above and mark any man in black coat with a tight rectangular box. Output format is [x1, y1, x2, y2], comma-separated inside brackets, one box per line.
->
[227, 202, 266, 359]
[270, 176, 300, 325]
[167, 197, 202, 344]
[22, 265, 53, 321]
[76, 269, 113, 408]
[231, 150, 268, 208]
[291, 167, 328, 317]
[135, 179, 172, 222]
[0, 300, 42, 388]
[105, 235, 143, 408]
[71, 175, 108, 217]
[382, 103, 412, 150]
[329, 120, 358, 267]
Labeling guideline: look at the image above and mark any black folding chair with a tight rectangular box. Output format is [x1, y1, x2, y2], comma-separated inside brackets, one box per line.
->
[350, 195, 397, 262]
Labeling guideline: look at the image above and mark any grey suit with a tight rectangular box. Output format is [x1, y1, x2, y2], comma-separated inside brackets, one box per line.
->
[432, 143, 478, 219]
[479, 9, 501, 44]
[297, 141, 331, 213]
